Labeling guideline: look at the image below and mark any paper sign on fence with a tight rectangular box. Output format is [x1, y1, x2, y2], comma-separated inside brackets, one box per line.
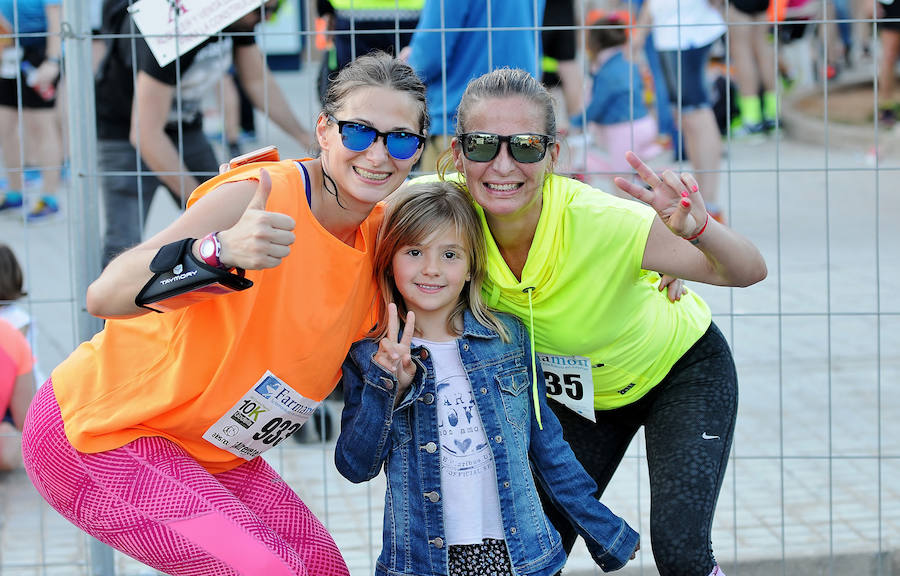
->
[129, 0, 263, 67]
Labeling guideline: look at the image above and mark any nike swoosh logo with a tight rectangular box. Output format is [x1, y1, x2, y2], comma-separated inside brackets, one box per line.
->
[701, 432, 720, 440]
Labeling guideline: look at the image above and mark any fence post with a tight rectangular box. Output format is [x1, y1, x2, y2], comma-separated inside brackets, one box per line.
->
[62, 0, 103, 340]
[61, 0, 109, 573]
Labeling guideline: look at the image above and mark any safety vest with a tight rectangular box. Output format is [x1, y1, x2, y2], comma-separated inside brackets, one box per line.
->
[331, 0, 423, 20]
[331, 0, 423, 9]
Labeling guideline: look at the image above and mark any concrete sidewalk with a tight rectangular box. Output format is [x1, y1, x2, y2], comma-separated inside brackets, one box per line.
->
[1, 64, 898, 575]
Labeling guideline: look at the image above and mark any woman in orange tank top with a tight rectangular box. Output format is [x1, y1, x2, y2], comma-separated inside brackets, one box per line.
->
[20, 51, 429, 576]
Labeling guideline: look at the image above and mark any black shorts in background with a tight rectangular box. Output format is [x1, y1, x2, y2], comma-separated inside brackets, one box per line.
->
[542, 0, 577, 61]
[878, 0, 900, 31]
[542, 0, 576, 86]
[0, 46, 59, 109]
[732, 0, 770, 15]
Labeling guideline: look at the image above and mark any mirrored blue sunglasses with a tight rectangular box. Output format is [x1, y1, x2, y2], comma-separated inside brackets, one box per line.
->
[328, 115, 425, 160]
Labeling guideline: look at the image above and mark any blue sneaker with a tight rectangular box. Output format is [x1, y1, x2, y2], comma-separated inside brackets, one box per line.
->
[0, 192, 24, 213]
[26, 198, 60, 222]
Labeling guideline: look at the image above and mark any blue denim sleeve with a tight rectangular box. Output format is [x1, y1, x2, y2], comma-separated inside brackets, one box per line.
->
[524, 326, 640, 572]
[333, 342, 401, 484]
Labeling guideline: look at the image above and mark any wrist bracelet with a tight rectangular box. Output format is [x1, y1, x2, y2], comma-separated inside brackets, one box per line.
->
[684, 213, 709, 245]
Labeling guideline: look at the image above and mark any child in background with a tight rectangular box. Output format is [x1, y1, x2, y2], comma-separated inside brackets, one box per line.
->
[0, 244, 30, 337]
[335, 181, 639, 576]
[567, 14, 662, 180]
[0, 317, 35, 469]
[0, 244, 44, 383]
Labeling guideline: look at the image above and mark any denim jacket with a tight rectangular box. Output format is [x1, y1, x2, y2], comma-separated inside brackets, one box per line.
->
[570, 50, 649, 128]
[335, 311, 639, 576]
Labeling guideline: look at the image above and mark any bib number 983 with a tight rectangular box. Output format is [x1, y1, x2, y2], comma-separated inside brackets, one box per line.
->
[252, 416, 302, 447]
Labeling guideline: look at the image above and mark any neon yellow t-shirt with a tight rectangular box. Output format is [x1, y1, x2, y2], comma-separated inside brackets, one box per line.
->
[418, 173, 711, 410]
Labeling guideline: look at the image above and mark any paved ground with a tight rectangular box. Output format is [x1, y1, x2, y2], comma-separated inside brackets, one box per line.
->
[1, 64, 898, 575]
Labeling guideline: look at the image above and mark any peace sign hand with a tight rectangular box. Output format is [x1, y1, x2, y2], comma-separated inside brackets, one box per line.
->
[613, 151, 708, 240]
[374, 303, 417, 397]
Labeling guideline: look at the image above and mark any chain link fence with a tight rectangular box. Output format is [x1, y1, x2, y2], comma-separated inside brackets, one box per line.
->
[1, 0, 898, 574]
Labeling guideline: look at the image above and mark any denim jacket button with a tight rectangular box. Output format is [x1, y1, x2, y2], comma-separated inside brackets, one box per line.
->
[380, 377, 393, 390]
[421, 392, 435, 404]
[419, 348, 429, 360]
[494, 435, 502, 443]
[510, 527, 517, 535]
[424, 491, 440, 502]
[462, 343, 469, 351]
[503, 481, 510, 488]
[480, 387, 487, 395]
[423, 442, 437, 453]
[429, 537, 445, 549]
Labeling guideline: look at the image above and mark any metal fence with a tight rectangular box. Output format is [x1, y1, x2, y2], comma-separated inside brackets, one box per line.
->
[0, 0, 898, 574]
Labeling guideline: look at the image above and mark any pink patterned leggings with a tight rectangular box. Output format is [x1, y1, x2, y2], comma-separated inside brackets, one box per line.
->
[21, 382, 349, 576]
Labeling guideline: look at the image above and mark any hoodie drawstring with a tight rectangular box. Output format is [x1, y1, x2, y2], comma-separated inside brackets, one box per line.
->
[522, 287, 542, 430]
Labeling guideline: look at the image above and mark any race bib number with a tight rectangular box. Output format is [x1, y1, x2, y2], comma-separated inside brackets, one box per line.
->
[538, 353, 596, 422]
[202, 371, 320, 460]
[129, 0, 262, 67]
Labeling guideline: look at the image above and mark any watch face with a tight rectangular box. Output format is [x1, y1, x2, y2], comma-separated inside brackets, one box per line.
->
[200, 238, 215, 259]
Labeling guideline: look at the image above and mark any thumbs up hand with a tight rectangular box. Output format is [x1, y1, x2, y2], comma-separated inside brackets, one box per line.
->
[216, 169, 296, 270]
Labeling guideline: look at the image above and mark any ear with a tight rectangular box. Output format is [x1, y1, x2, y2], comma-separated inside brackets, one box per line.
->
[549, 139, 561, 164]
[451, 137, 465, 174]
[546, 138, 561, 174]
[315, 113, 331, 151]
[410, 140, 425, 164]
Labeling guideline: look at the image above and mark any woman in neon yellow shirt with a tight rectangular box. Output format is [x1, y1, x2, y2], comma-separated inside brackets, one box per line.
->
[436, 68, 766, 576]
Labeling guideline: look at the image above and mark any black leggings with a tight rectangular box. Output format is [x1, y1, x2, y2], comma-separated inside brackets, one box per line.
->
[541, 323, 737, 576]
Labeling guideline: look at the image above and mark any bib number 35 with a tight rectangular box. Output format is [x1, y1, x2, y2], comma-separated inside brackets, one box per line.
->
[544, 372, 584, 400]
[538, 353, 596, 423]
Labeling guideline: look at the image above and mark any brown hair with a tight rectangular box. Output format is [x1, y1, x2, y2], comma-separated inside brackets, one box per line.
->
[371, 180, 509, 342]
[586, 16, 628, 59]
[322, 50, 429, 136]
[0, 244, 25, 303]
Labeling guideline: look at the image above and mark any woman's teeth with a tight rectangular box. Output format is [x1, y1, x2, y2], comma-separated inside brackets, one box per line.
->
[355, 167, 389, 181]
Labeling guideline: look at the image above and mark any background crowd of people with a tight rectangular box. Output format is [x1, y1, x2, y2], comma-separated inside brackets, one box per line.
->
[2, 0, 893, 229]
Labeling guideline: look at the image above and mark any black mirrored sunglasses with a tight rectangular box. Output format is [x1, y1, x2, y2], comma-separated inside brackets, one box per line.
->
[458, 132, 553, 163]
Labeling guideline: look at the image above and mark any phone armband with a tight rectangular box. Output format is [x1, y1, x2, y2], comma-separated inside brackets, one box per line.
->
[135, 238, 253, 313]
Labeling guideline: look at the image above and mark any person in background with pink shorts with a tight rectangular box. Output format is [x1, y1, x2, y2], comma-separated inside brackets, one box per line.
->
[568, 14, 662, 180]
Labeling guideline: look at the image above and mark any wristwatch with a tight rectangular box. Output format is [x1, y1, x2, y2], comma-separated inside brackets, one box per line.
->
[198, 232, 228, 269]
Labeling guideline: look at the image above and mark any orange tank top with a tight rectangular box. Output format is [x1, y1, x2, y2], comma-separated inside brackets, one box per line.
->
[53, 160, 383, 473]
[0, 318, 33, 415]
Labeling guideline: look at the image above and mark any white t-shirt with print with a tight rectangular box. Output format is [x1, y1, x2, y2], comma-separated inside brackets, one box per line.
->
[413, 337, 504, 545]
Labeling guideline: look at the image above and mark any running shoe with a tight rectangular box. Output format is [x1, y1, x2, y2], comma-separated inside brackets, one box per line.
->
[0, 193, 24, 213]
[26, 198, 60, 222]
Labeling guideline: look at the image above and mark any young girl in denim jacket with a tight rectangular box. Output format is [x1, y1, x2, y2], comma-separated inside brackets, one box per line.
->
[335, 181, 640, 576]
